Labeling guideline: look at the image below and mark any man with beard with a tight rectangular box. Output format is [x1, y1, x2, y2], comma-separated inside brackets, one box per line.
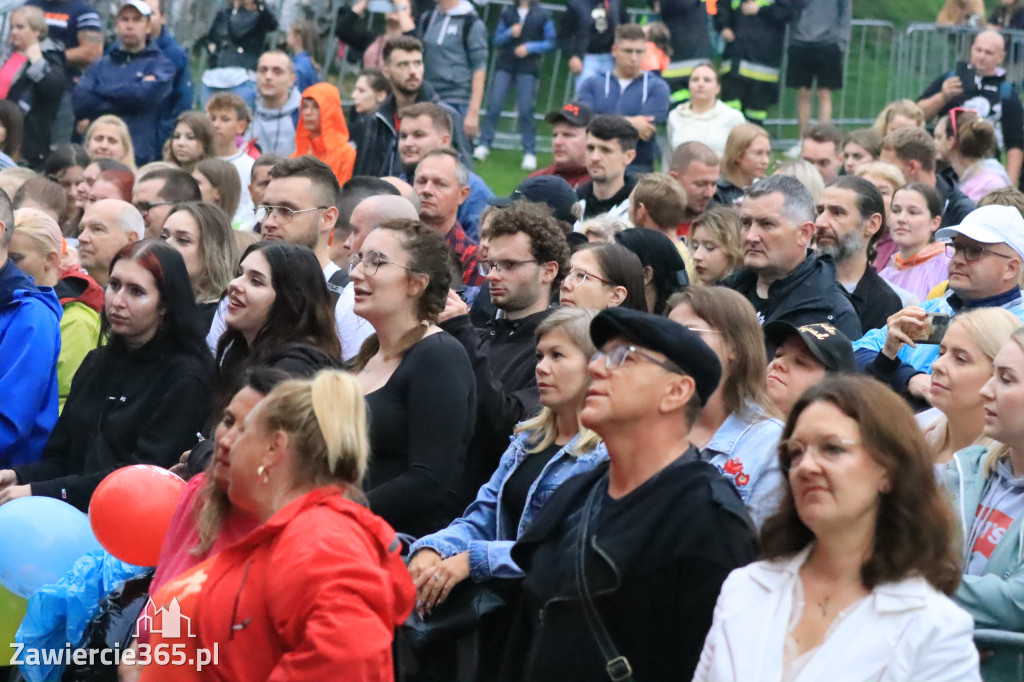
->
[352, 35, 473, 177]
[397, 102, 493, 239]
[438, 200, 569, 503]
[814, 176, 903, 332]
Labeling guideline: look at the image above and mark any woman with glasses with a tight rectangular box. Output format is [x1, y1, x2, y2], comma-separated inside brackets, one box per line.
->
[694, 375, 980, 681]
[879, 182, 950, 301]
[215, 241, 341, 417]
[559, 242, 646, 311]
[350, 219, 475, 539]
[668, 286, 784, 529]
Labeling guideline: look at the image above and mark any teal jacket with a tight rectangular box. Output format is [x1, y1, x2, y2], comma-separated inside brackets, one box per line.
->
[943, 445, 1024, 682]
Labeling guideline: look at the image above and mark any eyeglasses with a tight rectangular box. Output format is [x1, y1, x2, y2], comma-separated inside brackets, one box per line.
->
[565, 268, 612, 286]
[945, 242, 1013, 262]
[348, 250, 418, 276]
[778, 437, 860, 474]
[254, 205, 330, 224]
[478, 259, 537, 276]
[134, 200, 175, 214]
[592, 344, 683, 374]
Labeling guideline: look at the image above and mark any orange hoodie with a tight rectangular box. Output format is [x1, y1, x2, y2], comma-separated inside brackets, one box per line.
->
[293, 82, 356, 185]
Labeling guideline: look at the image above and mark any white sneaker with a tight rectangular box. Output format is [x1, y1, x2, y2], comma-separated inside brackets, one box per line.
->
[473, 145, 489, 162]
[521, 153, 537, 171]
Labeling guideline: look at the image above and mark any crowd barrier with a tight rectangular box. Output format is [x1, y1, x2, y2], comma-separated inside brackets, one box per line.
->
[50, 3, 1024, 153]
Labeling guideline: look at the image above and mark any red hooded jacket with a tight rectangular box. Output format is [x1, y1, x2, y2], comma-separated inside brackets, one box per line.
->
[293, 83, 357, 186]
[194, 486, 415, 681]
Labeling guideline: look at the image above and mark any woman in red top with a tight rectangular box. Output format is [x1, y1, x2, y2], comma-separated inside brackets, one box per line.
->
[141, 370, 415, 680]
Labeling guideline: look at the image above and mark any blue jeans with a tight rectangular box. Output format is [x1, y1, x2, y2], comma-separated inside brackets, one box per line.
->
[480, 70, 538, 154]
[574, 53, 615, 98]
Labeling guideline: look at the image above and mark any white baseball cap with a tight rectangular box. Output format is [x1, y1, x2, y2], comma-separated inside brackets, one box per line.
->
[118, 0, 152, 16]
[935, 205, 1024, 261]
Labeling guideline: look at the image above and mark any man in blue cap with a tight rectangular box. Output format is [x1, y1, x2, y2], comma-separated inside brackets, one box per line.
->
[500, 307, 757, 682]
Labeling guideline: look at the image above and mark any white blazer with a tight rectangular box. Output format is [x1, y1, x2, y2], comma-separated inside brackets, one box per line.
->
[692, 546, 981, 682]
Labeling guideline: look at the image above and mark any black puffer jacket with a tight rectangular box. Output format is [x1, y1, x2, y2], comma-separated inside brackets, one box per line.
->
[723, 253, 862, 341]
[204, 2, 278, 71]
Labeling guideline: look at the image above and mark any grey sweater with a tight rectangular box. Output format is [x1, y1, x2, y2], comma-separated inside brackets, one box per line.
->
[418, 0, 489, 107]
[790, 0, 852, 48]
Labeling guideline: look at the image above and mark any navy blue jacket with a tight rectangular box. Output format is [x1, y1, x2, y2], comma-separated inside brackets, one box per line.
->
[72, 39, 176, 165]
[578, 70, 670, 172]
[494, 4, 556, 75]
[154, 27, 193, 144]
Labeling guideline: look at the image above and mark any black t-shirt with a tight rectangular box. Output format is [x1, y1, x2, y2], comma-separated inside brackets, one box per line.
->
[751, 292, 769, 322]
[919, 63, 1024, 152]
[27, 0, 101, 76]
[502, 441, 561, 531]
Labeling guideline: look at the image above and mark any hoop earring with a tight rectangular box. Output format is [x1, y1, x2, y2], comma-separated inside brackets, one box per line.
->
[257, 465, 270, 484]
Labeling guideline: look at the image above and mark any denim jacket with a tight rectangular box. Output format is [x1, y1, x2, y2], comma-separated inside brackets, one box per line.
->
[700, 401, 784, 529]
[409, 430, 608, 580]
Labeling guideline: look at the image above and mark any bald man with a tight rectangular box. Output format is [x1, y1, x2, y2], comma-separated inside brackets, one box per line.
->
[337, 194, 420, 360]
[917, 29, 1023, 185]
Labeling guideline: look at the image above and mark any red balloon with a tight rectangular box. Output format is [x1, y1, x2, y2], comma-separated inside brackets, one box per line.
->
[89, 465, 186, 567]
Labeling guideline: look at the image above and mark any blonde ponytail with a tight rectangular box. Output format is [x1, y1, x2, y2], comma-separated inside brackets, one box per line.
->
[310, 370, 370, 487]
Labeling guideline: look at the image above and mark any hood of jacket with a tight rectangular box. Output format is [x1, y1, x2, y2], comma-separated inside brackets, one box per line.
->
[238, 486, 414, 625]
[255, 86, 301, 120]
[0, 260, 61, 319]
[437, 0, 477, 16]
[294, 82, 351, 155]
[55, 268, 104, 313]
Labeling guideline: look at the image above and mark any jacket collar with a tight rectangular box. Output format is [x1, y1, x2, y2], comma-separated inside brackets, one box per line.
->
[703, 401, 772, 455]
[948, 285, 1022, 312]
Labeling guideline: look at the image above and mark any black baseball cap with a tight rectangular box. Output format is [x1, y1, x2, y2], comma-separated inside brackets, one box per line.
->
[590, 307, 722, 405]
[487, 176, 579, 223]
[544, 101, 594, 127]
[764, 321, 856, 373]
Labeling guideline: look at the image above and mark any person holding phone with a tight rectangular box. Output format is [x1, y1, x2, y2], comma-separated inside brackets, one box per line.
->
[916, 30, 1024, 186]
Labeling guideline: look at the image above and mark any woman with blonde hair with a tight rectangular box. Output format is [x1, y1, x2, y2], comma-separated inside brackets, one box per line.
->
[8, 208, 102, 410]
[717, 123, 771, 205]
[690, 206, 744, 284]
[922, 308, 1022, 464]
[84, 115, 135, 170]
[873, 99, 926, 137]
[408, 307, 608, 610]
[943, 326, 1024, 681]
[668, 286, 785, 528]
[139, 371, 415, 680]
[773, 159, 826, 204]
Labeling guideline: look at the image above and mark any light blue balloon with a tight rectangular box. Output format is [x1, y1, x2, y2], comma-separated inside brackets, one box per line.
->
[0, 498, 102, 598]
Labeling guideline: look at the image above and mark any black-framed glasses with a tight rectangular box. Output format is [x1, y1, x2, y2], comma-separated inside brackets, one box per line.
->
[478, 259, 537, 276]
[564, 268, 612, 286]
[253, 205, 330, 224]
[592, 345, 683, 374]
[778, 437, 860, 474]
[945, 242, 1013, 262]
[134, 200, 175, 214]
[348, 250, 418, 276]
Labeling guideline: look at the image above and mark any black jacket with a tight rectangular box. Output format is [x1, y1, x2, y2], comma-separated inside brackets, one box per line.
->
[714, 0, 798, 69]
[351, 81, 473, 177]
[656, 0, 713, 64]
[723, 253, 862, 341]
[204, 3, 277, 71]
[561, 0, 627, 59]
[495, 4, 553, 75]
[936, 168, 977, 228]
[3, 38, 65, 169]
[13, 336, 212, 511]
[500, 450, 758, 681]
[851, 265, 903, 333]
[441, 308, 551, 505]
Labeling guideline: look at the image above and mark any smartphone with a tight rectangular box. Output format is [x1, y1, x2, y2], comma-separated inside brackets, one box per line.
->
[911, 313, 952, 345]
[955, 63, 979, 95]
[367, 0, 394, 12]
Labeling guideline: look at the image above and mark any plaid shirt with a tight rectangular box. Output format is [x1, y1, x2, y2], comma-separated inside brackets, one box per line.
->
[446, 222, 485, 286]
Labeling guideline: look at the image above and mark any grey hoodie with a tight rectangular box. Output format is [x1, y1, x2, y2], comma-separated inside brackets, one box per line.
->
[418, 0, 489, 107]
[251, 87, 301, 155]
[790, 0, 852, 49]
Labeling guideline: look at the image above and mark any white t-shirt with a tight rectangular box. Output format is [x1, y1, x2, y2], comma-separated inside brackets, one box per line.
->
[221, 148, 256, 230]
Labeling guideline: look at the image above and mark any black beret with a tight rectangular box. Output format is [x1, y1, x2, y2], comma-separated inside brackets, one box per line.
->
[590, 307, 721, 404]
